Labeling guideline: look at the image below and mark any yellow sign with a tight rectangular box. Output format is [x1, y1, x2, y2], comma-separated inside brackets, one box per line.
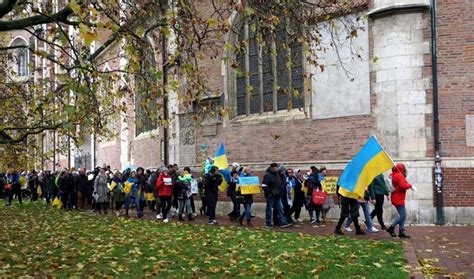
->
[322, 177, 338, 194]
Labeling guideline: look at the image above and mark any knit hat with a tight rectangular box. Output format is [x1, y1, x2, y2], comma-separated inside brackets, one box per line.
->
[160, 166, 169, 173]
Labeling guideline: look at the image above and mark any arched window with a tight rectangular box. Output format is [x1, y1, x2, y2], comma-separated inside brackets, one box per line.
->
[10, 37, 29, 77]
[135, 42, 158, 136]
[234, 18, 304, 116]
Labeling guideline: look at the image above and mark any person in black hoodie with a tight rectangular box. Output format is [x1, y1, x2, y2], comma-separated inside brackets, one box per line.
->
[59, 170, 74, 209]
[203, 166, 222, 225]
[262, 163, 292, 229]
[76, 168, 89, 210]
[28, 170, 38, 201]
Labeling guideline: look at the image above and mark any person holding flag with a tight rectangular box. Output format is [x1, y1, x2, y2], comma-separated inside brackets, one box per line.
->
[212, 142, 231, 192]
[334, 136, 395, 235]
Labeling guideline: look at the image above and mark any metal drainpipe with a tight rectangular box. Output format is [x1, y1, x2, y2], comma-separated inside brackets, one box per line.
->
[162, 32, 169, 167]
[431, 0, 444, 225]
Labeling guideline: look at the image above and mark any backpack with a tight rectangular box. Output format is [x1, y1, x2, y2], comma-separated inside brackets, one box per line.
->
[312, 189, 327, 206]
[384, 176, 395, 193]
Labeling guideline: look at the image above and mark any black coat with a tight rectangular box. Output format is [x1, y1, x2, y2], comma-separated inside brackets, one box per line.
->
[262, 169, 286, 198]
[76, 173, 89, 193]
[204, 173, 222, 197]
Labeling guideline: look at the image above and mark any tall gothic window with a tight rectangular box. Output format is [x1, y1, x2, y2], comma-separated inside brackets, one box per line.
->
[135, 44, 158, 136]
[235, 19, 304, 116]
[10, 37, 29, 77]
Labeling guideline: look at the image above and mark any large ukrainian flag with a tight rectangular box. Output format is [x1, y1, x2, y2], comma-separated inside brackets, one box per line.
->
[338, 136, 394, 199]
[213, 142, 230, 192]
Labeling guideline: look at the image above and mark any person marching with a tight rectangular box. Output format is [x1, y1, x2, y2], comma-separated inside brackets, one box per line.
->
[386, 164, 414, 238]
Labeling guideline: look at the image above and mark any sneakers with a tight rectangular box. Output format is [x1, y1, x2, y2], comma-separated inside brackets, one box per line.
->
[309, 218, 317, 224]
[343, 226, 353, 232]
[156, 213, 163, 220]
[280, 223, 293, 228]
[334, 229, 345, 236]
[208, 220, 217, 225]
[369, 227, 380, 233]
[264, 225, 274, 229]
[163, 219, 169, 223]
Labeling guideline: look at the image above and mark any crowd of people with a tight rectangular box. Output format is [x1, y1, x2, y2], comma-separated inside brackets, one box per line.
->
[0, 160, 413, 238]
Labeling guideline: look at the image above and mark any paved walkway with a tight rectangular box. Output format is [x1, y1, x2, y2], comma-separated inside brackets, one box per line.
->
[106, 209, 474, 278]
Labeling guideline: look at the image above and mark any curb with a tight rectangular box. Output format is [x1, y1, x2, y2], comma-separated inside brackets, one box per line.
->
[402, 240, 424, 279]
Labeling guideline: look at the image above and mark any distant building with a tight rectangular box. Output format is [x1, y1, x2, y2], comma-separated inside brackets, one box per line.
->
[3, 0, 473, 224]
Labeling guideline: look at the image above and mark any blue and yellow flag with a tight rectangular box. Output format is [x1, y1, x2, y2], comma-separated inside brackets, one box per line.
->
[213, 142, 230, 192]
[338, 136, 394, 199]
[237, 176, 261, 195]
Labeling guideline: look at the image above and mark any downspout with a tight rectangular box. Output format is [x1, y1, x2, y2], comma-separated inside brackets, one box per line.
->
[431, 0, 444, 225]
[162, 32, 169, 167]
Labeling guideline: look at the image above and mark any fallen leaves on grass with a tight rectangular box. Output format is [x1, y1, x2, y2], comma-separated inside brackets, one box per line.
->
[0, 203, 407, 278]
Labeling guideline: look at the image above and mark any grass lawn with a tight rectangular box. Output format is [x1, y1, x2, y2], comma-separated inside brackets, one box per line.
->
[0, 203, 408, 278]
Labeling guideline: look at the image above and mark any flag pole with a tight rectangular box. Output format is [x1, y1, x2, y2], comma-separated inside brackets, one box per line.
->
[372, 135, 396, 166]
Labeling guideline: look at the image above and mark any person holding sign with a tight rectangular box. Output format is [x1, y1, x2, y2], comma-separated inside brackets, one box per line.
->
[237, 167, 255, 227]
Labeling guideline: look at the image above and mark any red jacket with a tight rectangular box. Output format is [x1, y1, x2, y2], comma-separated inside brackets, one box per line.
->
[390, 164, 412, 206]
[156, 173, 174, 197]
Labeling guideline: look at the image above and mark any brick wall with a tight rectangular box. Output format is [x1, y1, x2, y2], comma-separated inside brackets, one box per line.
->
[196, 115, 374, 164]
[437, 0, 474, 157]
[442, 168, 474, 207]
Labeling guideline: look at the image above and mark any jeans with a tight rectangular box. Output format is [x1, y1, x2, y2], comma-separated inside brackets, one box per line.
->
[344, 202, 374, 230]
[391, 205, 406, 229]
[160, 196, 172, 219]
[240, 203, 252, 221]
[124, 196, 143, 216]
[62, 191, 74, 209]
[265, 195, 288, 226]
[370, 194, 386, 227]
[178, 198, 193, 216]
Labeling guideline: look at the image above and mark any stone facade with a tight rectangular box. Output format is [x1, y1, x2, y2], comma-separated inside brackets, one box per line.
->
[14, 0, 473, 223]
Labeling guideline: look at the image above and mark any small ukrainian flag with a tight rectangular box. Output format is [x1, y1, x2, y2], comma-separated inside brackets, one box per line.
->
[338, 136, 394, 199]
[213, 142, 230, 192]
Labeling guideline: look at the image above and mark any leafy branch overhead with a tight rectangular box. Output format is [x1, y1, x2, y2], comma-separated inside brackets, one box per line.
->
[0, 0, 366, 166]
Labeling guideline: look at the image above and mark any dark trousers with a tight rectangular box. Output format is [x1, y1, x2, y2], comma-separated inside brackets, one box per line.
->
[370, 194, 386, 227]
[8, 185, 22, 205]
[30, 185, 38, 201]
[62, 191, 74, 209]
[190, 196, 195, 213]
[335, 196, 361, 232]
[77, 191, 86, 209]
[200, 195, 207, 214]
[115, 201, 124, 211]
[206, 194, 218, 220]
[290, 204, 302, 219]
[160, 196, 172, 219]
[229, 196, 241, 219]
[282, 197, 293, 223]
[96, 202, 108, 213]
